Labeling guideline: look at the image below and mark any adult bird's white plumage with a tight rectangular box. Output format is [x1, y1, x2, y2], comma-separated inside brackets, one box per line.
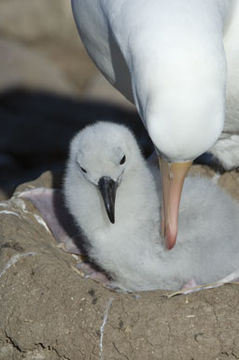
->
[71, 0, 239, 249]
[64, 122, 239, 291]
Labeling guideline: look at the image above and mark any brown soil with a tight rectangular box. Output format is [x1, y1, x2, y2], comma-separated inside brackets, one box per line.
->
[0, 170, 239, 359]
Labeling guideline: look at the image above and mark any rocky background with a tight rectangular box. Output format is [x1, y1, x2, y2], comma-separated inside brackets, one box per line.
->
[1, 1, 239, 359]
[0, 0, 152, 200]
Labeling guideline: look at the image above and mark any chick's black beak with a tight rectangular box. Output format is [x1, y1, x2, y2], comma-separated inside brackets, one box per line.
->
[98, 176, 118, 224]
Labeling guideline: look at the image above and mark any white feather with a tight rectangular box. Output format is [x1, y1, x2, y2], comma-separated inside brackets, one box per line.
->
[72, 0, 239, 166]
[64, 122, 239, 291]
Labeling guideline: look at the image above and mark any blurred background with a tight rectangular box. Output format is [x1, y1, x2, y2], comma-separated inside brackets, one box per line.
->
[0, 0, 154, 200]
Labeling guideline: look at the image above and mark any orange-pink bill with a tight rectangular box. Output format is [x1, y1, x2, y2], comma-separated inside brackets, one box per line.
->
[159, 158, 192, 250]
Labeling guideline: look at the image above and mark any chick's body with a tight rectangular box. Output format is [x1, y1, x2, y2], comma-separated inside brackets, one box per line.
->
[64, 122, 239, 291]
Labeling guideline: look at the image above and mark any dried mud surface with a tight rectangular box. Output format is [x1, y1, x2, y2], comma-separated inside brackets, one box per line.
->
[0, 170, 239, 359]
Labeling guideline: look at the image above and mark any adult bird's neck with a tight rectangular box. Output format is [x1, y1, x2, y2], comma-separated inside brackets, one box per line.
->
[125, 1, 227, 110]
[116, 0, 228, 162]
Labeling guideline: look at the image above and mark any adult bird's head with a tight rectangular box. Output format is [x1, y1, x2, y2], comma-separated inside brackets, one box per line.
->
[130, 44, 226, 249]
[145, 90, 225, 249]
[69, 121, 143, 225]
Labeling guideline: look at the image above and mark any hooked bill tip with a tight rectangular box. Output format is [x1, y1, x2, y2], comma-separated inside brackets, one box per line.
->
[165, 227, 177, 250]
[98, 176, 117, 225]
[166, 239, 175, 250]
[108, 212, 115, 224]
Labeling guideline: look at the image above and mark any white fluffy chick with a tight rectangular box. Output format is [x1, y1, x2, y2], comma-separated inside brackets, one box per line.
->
[64, 122, 239, 291]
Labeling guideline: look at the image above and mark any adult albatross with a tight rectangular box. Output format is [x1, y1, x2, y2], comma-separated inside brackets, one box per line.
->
[71, 0, 239, 249]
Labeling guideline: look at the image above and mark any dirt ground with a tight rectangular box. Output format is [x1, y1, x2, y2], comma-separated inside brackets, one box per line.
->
[0, 169, 239, 360]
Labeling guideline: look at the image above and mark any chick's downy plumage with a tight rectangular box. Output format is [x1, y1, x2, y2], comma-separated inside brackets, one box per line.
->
[64, 122, 239, 291]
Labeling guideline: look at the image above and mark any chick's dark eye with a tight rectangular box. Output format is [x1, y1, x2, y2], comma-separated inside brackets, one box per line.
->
[120, 155, 126, 165]
[80, 166, 87, 173]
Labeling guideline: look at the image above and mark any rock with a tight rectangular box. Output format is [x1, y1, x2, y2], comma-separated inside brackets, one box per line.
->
[219, 170, 239, 201]
[188, 165, 239, 201]
[188, 164, 216, 178]
[0, 89, 154, 198]
[0, 89, 151, 156]
[0, 0, 97, 93]
[0, 39, 78, 95]
[85, 73, 135, 109]
[0, 0, 77, 44]
[0, 171, 239, 359]
[34, 42, 97, 94]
